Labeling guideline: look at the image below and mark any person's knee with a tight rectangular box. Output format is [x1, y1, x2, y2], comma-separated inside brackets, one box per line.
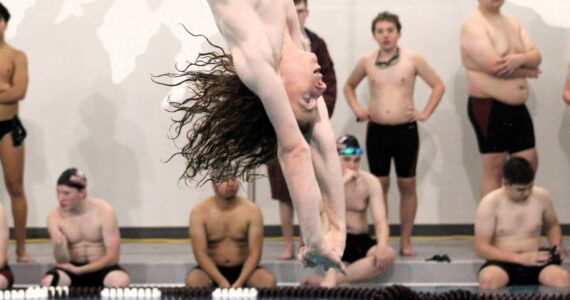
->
[540, 268, 570, 287]
[0, 276, 9, 289]
[40, 275, 53, 287]
[397, 178, 416, 197]
[104, 271, 130, 288]
[478, 272, 506, 290]
[248, 269, 276, 288]
[5, 180, 24, 198]
[185, 270, 211, 288]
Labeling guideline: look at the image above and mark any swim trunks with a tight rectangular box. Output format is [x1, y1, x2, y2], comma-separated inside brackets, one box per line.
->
[479, 257, 562, 286]
[467, 97, 535, 154]
[0, 116, 26, 147]
[342, 233, 376, 263]
[366, 121, 419, 178]
[45, 262, 126, 287]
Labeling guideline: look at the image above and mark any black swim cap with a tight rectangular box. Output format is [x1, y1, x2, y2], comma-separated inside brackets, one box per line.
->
[0, 3, 10, 23]
[336, 134, 363, 155]
[57, 168, 87, 190]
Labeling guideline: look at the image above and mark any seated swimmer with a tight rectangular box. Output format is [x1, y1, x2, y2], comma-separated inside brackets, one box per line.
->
[40, 168, 130, 287]
[186, 176, 276, 288]
[302, 135, 395, 287]
[475, 157, 570, 289]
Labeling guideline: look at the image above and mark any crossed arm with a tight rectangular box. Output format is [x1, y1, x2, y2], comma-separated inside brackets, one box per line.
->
[461, 19, 541, 79]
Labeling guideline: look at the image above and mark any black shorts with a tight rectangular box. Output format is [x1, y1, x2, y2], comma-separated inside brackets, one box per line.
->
[467, 97, 535, 154]
[479, 259, 561, 286]
[46, 262, 127, 287]
[0, 264, 14, 288]
[342, 233, 376, 263]
[194, 265, 261, 287]
[0, 116, 27, 147]
[366, 121, 419, 178]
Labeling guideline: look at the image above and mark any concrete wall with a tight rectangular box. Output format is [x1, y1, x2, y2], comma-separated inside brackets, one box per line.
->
[1, 0, 569, 228]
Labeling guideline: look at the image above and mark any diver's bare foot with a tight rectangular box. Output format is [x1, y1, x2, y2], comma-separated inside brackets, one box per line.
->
[17, 254, 34, 263]
[278, 246, 295, 260]
[399, 246, 417, 257]
[300, 275, 323, 286]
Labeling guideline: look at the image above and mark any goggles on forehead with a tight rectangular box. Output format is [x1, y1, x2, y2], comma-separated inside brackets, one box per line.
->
[339, 146, 363, 156]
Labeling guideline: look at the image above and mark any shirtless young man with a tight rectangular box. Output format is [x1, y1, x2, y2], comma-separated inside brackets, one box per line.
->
[204, 0, 346, 270]
[344, 11, 445, 256]
[562, 64, 570, 105]
[186, 176, 276, 288]
[0, 3, 32, 263]
[302, 135, 395, 287]
[461, 0, 541, 197]
[40, 169, 130, 287]
[0, 203, 14, 289]
[475, 157, 570, 289]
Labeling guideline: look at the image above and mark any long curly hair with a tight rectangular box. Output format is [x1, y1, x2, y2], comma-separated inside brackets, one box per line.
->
[155, 32, 277, 184]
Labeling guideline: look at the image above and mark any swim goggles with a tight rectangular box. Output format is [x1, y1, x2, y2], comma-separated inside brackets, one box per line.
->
[339, 147, 363, 156]
[375, 47, 400, 69]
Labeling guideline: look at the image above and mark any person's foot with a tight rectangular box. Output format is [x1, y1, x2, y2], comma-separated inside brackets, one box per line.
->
[17, 254, 34, 263]
[278, 245, 295, 260]
[399, 246, 417, 257]
[319, 275, 336, 288]
[300, 275, 323, 286]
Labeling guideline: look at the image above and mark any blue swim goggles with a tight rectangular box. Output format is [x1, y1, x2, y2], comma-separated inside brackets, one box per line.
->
[338, 146, 363, 156]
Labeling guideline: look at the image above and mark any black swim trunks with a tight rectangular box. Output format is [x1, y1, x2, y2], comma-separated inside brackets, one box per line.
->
[194, 265, 261, 287]
[342, 233, 376, 263]
[45, 262, 127, 287]
[366, 121, 419, 178]
[479, 258, 562, 286]
[0, 116, 26, 147]
[467, 97, 535, 154]
[0, 264, 14, 288]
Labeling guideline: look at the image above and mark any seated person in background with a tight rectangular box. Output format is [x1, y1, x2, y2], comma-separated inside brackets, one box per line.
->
[186, 176, 276, 288]
[475, 157, 570, 289]
[0, 203, 14, 289]
[302, 135, 395, 287]
[40, 168, 130, 287]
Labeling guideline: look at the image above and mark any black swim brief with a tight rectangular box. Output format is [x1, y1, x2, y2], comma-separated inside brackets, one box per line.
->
[366, 121, 419, 178]
[479, 258, 562, 286]
[0, 264, 14, 288]
[342, 233, 376, 263]
[45, 262, 126, 287]
[467, 97, 535, 154]
[194, 265, 261, 287]
[0, 116, 26, 147]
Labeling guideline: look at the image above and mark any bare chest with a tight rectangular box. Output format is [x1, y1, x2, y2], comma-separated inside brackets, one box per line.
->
[58, 214, 102, 244]
[345, 179, 369, 212]
[0, 53, 14, 83]
[205, 211, 249, 242]
[495, 203, 542, 238]
[367, 59, 416, 90]
[485, 21, 525, 56]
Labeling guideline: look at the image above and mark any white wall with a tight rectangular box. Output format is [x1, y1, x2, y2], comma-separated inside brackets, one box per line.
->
[2, 0, 569, 228]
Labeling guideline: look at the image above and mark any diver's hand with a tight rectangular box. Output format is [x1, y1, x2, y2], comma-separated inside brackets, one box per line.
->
[298, 232, 346, 274]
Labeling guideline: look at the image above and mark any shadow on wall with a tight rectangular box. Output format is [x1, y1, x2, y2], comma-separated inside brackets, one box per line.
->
[452, 67, 481, 204]
[19, 117, 49, 223]
[69, 92, 142, 225]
